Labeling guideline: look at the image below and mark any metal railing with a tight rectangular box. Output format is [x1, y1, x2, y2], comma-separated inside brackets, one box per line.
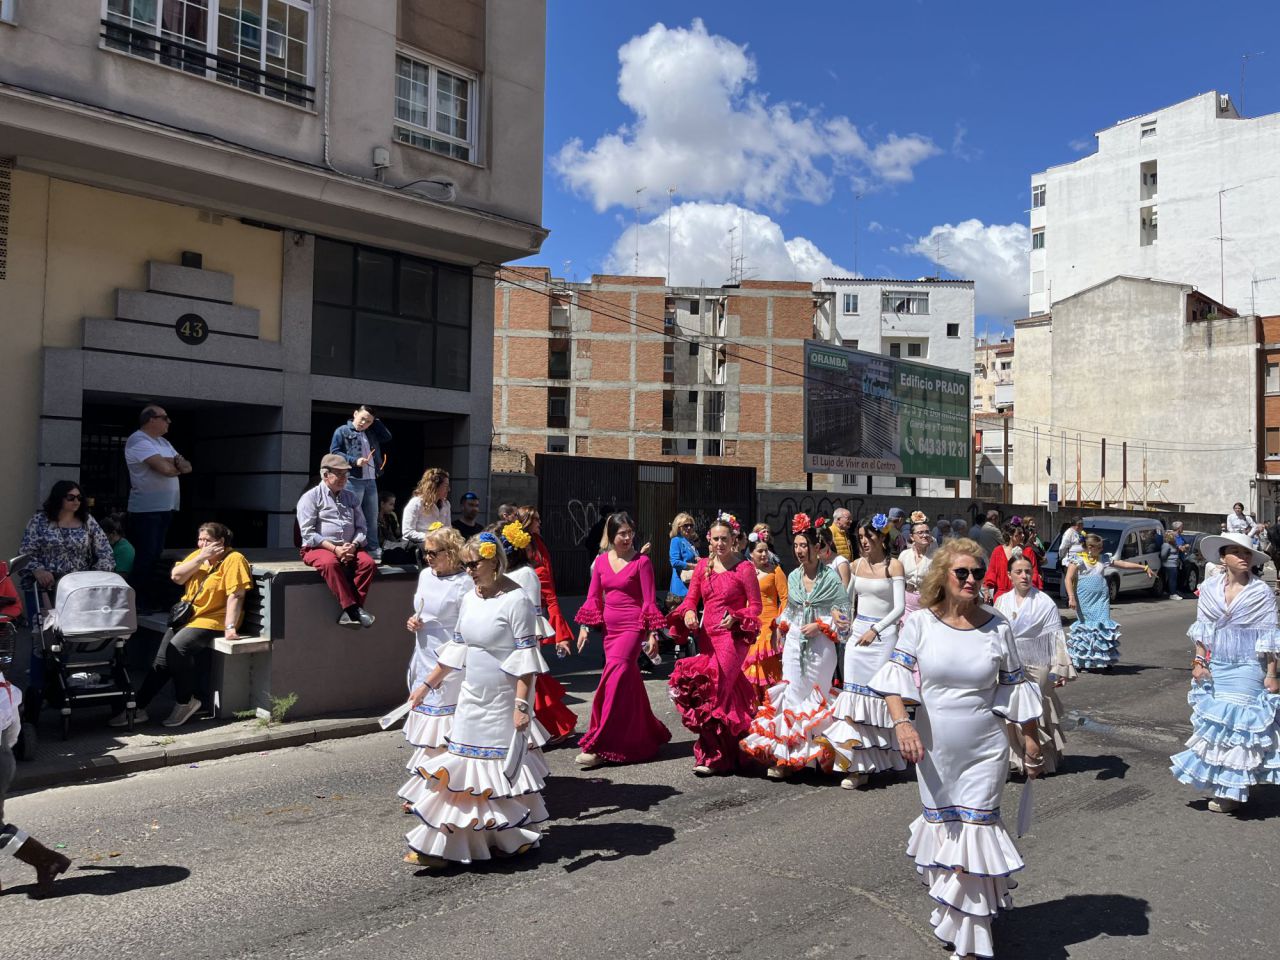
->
[101, 19, 315, 108]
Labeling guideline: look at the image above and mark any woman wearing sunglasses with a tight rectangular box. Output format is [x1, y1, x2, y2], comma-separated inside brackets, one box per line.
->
[404, 532, 549, 868]
[871, 539, 1043, 960]
[397, 523, 471, 815]
[667, 513, 700, 610]
[20, 480, 115, 591]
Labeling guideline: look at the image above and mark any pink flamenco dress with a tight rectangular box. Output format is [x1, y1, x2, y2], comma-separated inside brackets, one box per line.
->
[573, 553, 672, 763]
[743, 564, 787, 696]
[667, 557, 763, 773]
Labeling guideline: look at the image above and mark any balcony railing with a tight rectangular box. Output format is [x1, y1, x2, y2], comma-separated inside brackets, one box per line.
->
[101, 20, 315, 108]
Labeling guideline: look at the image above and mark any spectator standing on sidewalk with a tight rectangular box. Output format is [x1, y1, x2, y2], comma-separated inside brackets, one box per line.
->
[125, 404, 191, 610]
[1225, 502, 1262, 547]
[1161, 531, 1183, 599]
[831, 508, 855, 562]
[330, 406, 391, 562]
[298, 454, 377, 629]
[453, 492, 485, 539]
[975, 509, 1003, 558]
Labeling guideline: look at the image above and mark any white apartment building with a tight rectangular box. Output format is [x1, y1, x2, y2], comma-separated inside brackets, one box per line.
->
[815, 277, 975, 497]
[1029, 91, 1280, 316]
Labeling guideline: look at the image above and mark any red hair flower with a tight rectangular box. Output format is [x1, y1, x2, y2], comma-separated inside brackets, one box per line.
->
[791, 513, 812, 534]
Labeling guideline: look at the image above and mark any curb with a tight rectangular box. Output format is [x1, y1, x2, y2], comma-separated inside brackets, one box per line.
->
[12, 717, 384, 792]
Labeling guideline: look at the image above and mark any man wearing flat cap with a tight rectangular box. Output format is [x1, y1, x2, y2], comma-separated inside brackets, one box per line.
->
[297, 453, 377, 628]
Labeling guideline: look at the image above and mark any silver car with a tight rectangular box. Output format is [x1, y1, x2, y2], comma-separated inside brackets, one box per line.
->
[1042, 516, 1166, 602]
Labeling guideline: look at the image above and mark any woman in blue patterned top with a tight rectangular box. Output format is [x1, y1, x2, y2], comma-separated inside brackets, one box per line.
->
[20, 480, 114, 590]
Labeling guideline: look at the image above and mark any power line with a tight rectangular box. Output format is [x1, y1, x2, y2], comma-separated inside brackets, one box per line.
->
[491, 266, 1258, 454]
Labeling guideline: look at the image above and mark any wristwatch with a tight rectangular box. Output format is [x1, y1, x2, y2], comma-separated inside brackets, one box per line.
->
[514, 701, 530, 714]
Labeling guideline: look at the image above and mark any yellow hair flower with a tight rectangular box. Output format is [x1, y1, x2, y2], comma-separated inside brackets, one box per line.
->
[502, 521, 532, 550]
[478, 541, 498, 560]
[427, 521, 444, 531]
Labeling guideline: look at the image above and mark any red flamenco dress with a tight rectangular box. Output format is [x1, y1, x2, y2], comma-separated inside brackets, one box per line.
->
[529, 532, 580, 741]
[668, 558, 763, 772]
[574, 553, 671, 763]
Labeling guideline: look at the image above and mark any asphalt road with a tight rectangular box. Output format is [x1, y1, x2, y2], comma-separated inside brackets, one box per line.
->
[5, 595, 1276, 959]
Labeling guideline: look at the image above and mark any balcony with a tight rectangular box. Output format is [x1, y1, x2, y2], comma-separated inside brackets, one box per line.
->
[101, 20, 315, 108]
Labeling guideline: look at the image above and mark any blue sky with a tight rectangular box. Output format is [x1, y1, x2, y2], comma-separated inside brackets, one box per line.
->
[517, 1, 1280, 331]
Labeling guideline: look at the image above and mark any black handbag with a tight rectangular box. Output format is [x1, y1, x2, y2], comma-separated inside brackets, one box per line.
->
[167, 600, 194, 628]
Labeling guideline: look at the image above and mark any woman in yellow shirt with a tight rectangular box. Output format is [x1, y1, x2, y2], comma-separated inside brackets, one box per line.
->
[111, 522, 253, 729]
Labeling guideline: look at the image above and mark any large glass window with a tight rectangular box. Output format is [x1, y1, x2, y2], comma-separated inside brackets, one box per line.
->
[395, 52, 477, 162]
[311, 237, 472, 390]
[102, 0, 313, 106]
[881, 291, 930, 315]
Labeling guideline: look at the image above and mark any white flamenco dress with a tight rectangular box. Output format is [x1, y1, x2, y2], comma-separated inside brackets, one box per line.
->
[398, 568, 472, 808]
[405, 585, 551, 864]
[870, 611, 1043, 959]
[825, 567, 907, 775]
[506, 563, 557, 748]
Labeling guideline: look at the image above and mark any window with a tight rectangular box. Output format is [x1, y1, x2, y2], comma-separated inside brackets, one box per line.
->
[1031, 184, 1046, 208]
[1140, 205, 1158, 246]
[0, 0, 13, 21]
[661, 438, 677, 456]
[842, 293, 859, 314]
[546, 436, 568, 453]
[103, 1, 315, 106]
[394, 52, 476, 162]
[1031, 229, 1045, 250]
[662, 391, 674, 431]
[1267, 362, 1280, 394]
[704, 438, 722, 457]
[684, 439, 696, 453]
[1140, 160, 1158, 200]
[1140, 120, 1157, 140]
[881, 291, 930, 315]
[1000, 361, 1012, 372]
[1267, 427, 1280, 458]
[704, 392, 726, 432]
[547, 388, 569, 428]
[848, 339, 859, 351]
[662, 354, 674, 376]
[549, 305, 569, 330]
[548, 340, 570, 380]
[687, 390, 698, 405]
[311, 237, 471, 389]
[907, 342, 923, 358]
[688, 341, 699, 356]
[687, 299, 700, 314]
[575, 436, 588, 455]
[946, 323, 960, 338]
[888, 342, 901, 359]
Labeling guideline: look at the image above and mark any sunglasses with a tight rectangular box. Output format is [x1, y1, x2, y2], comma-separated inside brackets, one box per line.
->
[462, 560, 484, 571]
[952, 566, 986, 582]
[64, 493, 82, 501]
[423, 550, 439, 559]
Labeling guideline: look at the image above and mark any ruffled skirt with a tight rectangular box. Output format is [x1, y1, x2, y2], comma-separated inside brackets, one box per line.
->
[743, 621, 783, 694]
[1005, 663, 1068, 775]
[404, 742, 550, 864]
[908, 814, 1025, 959]
[533, 671, 578, 741]
[398, 700, 458, 806]
[1170, 660, 1280, 803]
[741, 635, 837, 771]
[823, 683, 907, 774]
[1068, 574, 1119, 669]
[668, 638, 756, 771]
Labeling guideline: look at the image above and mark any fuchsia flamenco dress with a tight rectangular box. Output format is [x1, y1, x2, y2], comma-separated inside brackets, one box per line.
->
[574, 553, 672, 763]
[668, 558, 763, 772]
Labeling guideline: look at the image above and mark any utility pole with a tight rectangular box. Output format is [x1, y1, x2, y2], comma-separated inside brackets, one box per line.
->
[1002, 416, 1010, 504]
[1033, 426, 1040, 506]
[1122, 442, 1128, 509]
[1101, 438, 1107, 510]
[1076, 434, 1082, 508]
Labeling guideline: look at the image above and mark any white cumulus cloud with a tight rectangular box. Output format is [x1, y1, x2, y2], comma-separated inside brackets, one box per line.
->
[555, 19, 939, 213]
[603, 201, 850, 287]
[907, 220, 1029, 318]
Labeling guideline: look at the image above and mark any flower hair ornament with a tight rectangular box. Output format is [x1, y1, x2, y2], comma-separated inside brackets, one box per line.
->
[870, 513, 890, 532]
[909, 511, 927, 525]
[477, 531, 501, 560]
[791, 513, 812, 534]
[814, 516, 828, 529]
[747, 531, 763, 544]
[500, 521, 532, 552]
[427, 521, 444, 532]
[717, 511, 741, 532]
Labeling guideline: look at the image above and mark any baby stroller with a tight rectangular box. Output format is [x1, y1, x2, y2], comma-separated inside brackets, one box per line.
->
[25, 570, 138, 739]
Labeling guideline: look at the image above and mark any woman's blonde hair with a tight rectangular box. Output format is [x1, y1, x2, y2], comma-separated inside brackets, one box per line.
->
[670, 512, 695, 539]
[462, 534, 508, 575]
[918, 538, 986, 610]
[1083, 533, 1104, 550]
[425, 525, 465, 565]
[413, 467, 449, 505]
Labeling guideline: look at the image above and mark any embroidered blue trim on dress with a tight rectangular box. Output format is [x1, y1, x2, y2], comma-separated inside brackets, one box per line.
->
[998, 667, 1025, 685]
[447, 741, 508, 760]
[890, 649, 918, 669]
[922, 804, 1001, 825]
[513, 634, 538, 649]
[412, 703, 456, 717]
[842, 681, 884, 699]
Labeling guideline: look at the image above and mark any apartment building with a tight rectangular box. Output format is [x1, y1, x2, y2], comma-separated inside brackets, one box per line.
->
[972, 336, 1014, 493]
[492, 270, 837, 488]
[0, 1, 547, 549]
[814, 276, 975, 497]
[1258, 316, 1280, 517]
[1029, 91, 1280, 316]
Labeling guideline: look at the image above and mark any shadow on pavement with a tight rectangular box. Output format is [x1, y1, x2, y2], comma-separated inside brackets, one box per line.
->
[998, 892, 1151, 959]
[5, 863, 191, 899]
[1187, 787, 1280, 822]
[1055, 753, 1129, 781]
[1101, 664, 1159, 676]
[544, 773, 681, 822]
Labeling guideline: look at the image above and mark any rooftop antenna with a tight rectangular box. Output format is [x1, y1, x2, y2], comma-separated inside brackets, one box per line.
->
[666, 186, 676, 284]
[727, 223, 738, 284]
[562, 259, 573, 286]
[1241, 51, 1265, 116]
[1251, 273, 1277, 316]
[932, 234, 947, 280]
[853, 191, 864, 275]
[633, 186, 646, 275]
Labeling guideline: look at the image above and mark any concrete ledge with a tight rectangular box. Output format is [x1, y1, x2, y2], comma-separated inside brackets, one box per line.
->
[12, 716, 384, 792]
[212, 636, 269, 655]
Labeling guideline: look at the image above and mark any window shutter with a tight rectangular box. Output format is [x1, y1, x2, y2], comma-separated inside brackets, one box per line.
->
[0, 158, 11, 281]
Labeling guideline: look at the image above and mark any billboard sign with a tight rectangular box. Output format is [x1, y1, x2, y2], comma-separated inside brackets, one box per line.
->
[802, 340, 970, 479]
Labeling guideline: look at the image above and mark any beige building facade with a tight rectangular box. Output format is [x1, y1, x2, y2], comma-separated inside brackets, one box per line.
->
[0, 1, 547, 550]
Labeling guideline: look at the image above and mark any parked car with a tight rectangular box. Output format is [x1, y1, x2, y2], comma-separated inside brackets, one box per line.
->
[1173, 531, 1209, 595]
[1042, 516, 1166, 602]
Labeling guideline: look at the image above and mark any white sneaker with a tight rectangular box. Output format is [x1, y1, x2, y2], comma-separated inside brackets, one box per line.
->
[1208, 797, 1241, 813]
[765, 766, 787, 780]
[108, 708, 148, 728]
[162, 699, 202, 728]
[1169, 593, 1183, 600]
[840, 774, 868, 790]
[574, 752, 602, 769]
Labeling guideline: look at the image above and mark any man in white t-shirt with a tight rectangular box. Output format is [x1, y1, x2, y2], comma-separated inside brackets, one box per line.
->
[1057, 517, 1085, 599]
[124, 404, 192, 609]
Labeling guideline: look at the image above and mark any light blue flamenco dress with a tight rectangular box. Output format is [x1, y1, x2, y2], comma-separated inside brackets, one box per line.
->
[1171, 575, 1280, 804]
[1066, 554, 1120, 670]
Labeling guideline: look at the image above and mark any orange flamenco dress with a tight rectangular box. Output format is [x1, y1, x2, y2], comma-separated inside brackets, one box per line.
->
[529, 532, 580, 741]
[744, 564, 787, 695]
